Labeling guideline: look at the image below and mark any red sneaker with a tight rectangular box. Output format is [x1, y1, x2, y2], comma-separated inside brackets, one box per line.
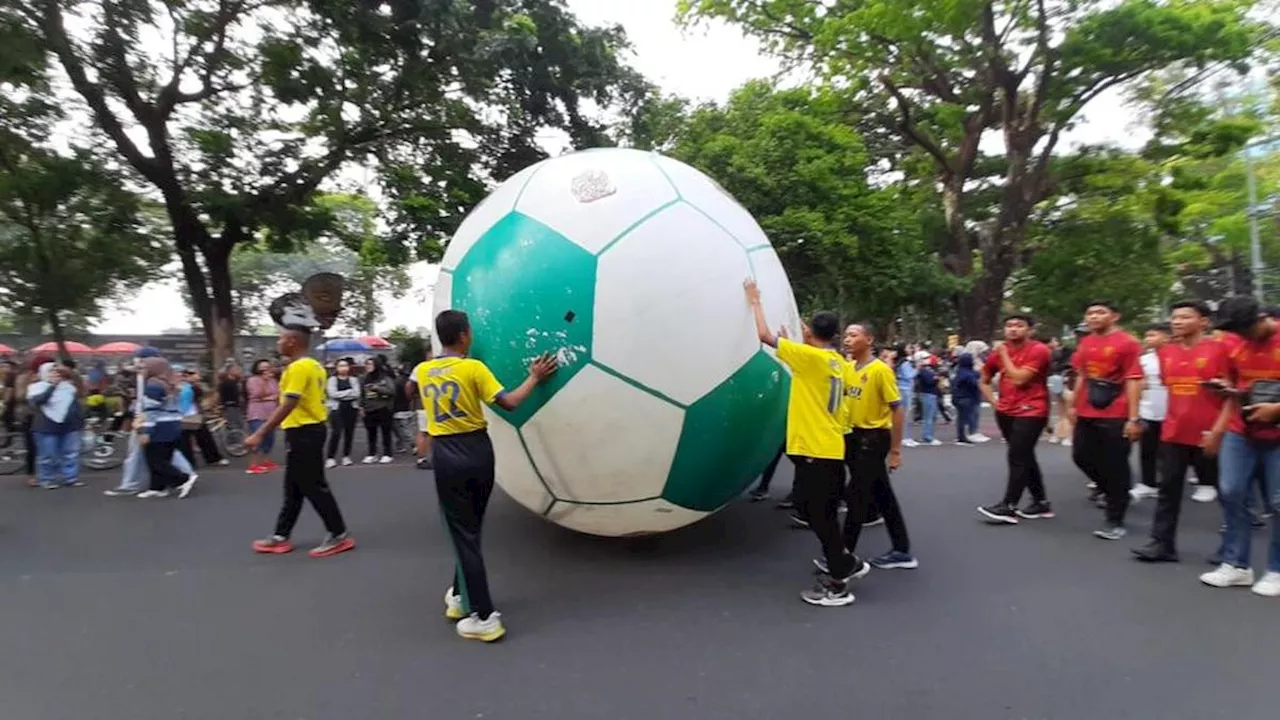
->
[263, 460, 280, 471]
[308, 533, 355, 558]
[246, 464, 267, 475]
[252, 536, 293, 554]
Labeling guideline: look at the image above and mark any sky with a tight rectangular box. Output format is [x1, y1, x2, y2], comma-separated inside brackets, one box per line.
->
[93, 1, 1142, 336]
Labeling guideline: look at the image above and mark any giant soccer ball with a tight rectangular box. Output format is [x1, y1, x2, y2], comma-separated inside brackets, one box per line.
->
[431, 148, 801, 537]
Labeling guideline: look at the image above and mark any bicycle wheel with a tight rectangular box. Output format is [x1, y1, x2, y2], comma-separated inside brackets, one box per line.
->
[221, 427, 248, 457]
[83, 432, 124, 471]
[0, 432, 28, 475]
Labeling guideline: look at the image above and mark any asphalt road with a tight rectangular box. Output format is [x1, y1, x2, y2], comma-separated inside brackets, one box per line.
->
[1, 434, 1276, 720]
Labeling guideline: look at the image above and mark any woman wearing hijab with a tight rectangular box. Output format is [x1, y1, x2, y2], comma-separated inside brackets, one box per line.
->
[104, 348, 197, 497]
[360, 356, 395, 463]
[136, 357, 197, 499]
[26, 360, 85, 488]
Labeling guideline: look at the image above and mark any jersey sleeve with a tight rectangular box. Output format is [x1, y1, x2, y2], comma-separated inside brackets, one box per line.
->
[1027, 344, 1052, 376]
[279, 366, 305, 398]
[1122, 338, 1144, 380]
[473, 361, 506, 404]
[776, 338, 816, 373]
[878, 364, 902, 405]
[981, 352, 999, 379]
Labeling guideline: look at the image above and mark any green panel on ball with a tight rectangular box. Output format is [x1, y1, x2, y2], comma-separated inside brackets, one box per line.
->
[661, 350, 790, 512]
[449, 211, 596, 428]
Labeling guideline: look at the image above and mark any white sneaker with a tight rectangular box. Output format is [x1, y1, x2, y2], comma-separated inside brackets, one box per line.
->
[1130, 483, 1159, 500]
[1252, 571, 1280, 597]
[456, 611, 505, 642]
[325, 458, 337, 469]
[444, 587, 464, 620]
[136, 489, 170, 499]
[379, 455, 393, 464]
[342, 457, 353, 466]
[1200, 563, 1255, 588]
[216, 459, 230, 466]
[970, 433, 991, 443]
[902, 439, 919, 448]
[177, 473, 199, 499]
[1187, 472, 1199, 485]
[1061, 438, 1072, 447]
[1191, 485, 1218, 503]
[927, 439, 942, 447]
[361, 455, 376, 464]
[1048, 436, 1061, 444]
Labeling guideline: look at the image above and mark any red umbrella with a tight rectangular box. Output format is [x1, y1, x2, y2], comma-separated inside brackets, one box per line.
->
[0, 343, 14, 354]
[29, 341, 93, 354]
[359, 335, 393, 349]
[95, 341, 142, 354]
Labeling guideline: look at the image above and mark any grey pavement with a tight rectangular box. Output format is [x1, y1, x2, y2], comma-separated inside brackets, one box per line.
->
[0, 438, 1276, 720]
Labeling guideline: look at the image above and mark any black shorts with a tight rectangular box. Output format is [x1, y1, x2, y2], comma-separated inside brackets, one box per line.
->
[432, 429, 495, 481]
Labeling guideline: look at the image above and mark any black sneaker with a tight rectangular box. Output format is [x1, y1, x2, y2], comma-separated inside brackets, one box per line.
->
[776, 496, 796, 510]
[747, 488, 769, 502]
[1016, 501, 1055, 520]
[978, 503, 1019, 524]
[861, 516, 884, 528]
[800, 579, 855, 607]
[1131, 542, 1178, 563]
[788, 513, 810, 529]
[415, 457, 433, 470]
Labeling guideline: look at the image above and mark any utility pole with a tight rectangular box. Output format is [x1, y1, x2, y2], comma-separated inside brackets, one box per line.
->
[1246, 145, 1265, 301]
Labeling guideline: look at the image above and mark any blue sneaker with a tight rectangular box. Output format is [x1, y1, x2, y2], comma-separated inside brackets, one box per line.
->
[870, 551, 919, 569]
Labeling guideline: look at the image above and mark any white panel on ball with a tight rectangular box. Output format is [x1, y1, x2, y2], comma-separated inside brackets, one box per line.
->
[483, 406, 554, 515]
[439, 162, 546, 271]
[547, 499, 710, 537]
[651, 154, 768, 249]
[521, 363, 684, 503]
[592, 202, 757, 406]
[749, 246, 803, 362]
[514, 149, 678, 255]
[428, 270, 454, 356]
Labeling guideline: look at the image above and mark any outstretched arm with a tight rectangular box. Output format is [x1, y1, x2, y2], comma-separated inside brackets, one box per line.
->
[744, 279, 777, 348]
[493, 355, 559, 412]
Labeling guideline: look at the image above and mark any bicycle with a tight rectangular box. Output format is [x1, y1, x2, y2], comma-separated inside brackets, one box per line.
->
[206, 410, 248, 458]
[80, 417, 125, 471]
[0, 430, 28, 476]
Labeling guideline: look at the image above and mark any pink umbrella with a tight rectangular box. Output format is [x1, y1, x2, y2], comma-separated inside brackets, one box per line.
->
[359, 335, 393, 349]
[29, 341, 93, 354]
[0, 343, 15, 354]
[95, 341, 142, 354]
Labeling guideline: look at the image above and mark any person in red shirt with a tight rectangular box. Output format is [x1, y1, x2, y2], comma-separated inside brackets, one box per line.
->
[1069, 300, 1144, 541]
[976, 314, 1054, 524]
[1199, 297, 1280, 596]
[1132, 301, 1227, 562]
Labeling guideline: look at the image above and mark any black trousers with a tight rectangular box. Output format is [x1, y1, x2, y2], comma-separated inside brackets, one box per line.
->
[753, 442, 786, 493]
[326, 404, 357, 458]
[996, 413, 1049, 506]
[363, 408, 393, 456]
[180, 424, 223, 466]
[1149, 442, 1218, 550]
[274, 423, 348, 538]
[1138, 419, 1162, 488]
[792, 454, 854, 579]
[1073, 417, 1131, 525]
[144, 439, 185, 491]
[843, 429, 910, 554]
[434, 430, 498, 619]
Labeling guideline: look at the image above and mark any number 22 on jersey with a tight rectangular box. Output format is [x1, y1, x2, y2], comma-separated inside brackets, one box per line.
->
[423, 380, 469, 423]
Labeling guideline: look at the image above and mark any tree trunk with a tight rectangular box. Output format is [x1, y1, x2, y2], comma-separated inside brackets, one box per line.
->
[46, 308, 70, 364]
[204, 242, 238, 368]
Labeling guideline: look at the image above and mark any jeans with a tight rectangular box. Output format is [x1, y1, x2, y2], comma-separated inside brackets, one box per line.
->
[248, 418, 276, 456]
[118, 434, 193, 492]
[919, 393, 938, 442]
[898, 386, 914, 441]
[1217, 432, 1280, 573]
[955, 399, 980, 442]
[34, 431, 81, 485]
[1073, 418, 1131, 526]
[995, 414, 1048, 505]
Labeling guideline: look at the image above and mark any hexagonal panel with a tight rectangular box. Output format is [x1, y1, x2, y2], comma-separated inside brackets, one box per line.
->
[514, 148, 679, 255]
[748, 245, 803, 365]
[450, 211, 596, 428]
[428, 269, 454, 356]
[662, 351, 790, 512]
[592, 202, 757, 406]
[651, 154, 768, 250]
[521, 363, 684, 504]
[546, 498, 710, 538]
[485, 406, 555, 516]
[440, 161, 547, 271]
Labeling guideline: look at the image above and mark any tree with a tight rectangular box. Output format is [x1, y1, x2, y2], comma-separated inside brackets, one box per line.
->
[10, 0, 647, 363]
[386, 326, 429, 368]
[679, 0, 1271, 338]
[668, 81, 958, 328]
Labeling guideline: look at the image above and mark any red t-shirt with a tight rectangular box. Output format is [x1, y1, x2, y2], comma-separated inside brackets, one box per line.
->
[1158, 339, 1229, 446]
[1072, 330, 1143, 419]
[982, 341, 1051, 417]
[1226, 331, 1280, 441]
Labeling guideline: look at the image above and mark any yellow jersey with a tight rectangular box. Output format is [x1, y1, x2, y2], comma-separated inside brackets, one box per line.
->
[413, 356, 506, 437]
[279, 357, 328, 429]
[841, 358, 900, 431]
[776, 338, 850, 460]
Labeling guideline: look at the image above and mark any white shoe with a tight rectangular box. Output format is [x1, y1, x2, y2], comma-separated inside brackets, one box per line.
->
[177, 473, 199, 499]
[216, 459, 230, 466]
[1187, 472, 1199, 485]
[1252, 571, 1280, 597]
[342, 457, 353, 466]
[379, 455, 393, 464]
[1191, 485, 1218, 503]
[456, 611, 505, 642]
[1130, 483, 1159, 500]
[970, 433, 991, 443]
[137, 489, 170, 499]
[902, 439, 919, 448]
[927, 439, 942, 447]
[361, 455, 376, 464]
[444, 587, 464, 620]
[1048, 436, 1060, 444]
[1200, 563, 1255, 588]
[325, 458, 337, 469]
[1061, 438, 1072, 447]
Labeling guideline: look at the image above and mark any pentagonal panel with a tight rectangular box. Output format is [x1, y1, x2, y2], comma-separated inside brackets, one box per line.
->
[514, 148, 679, 255]
[521, 363, 684, 503]
[663, 351, 789, 512]
[651, 154, 767, 250]
[450, 212, 596, 428]
[485, 406, 555, 515]
[546, 498, 710, 538]
[440, 161, 547, 271]
[593, 202, 757, 406]
[428, 270, 454, 356]
[749, 245, 803, 365]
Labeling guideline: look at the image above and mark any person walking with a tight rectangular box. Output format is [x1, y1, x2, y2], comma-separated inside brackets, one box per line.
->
[325, 358, 360, 468]
[104, 348, 196, 497]
[136, 357, 197, 499]
[916, 359, 942, 446]
[1131, 324, 1171, 500]
[894, 348, 918, 448]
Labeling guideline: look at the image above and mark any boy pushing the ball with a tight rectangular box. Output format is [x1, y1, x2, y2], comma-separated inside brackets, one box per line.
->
[745, 279, 865, 606]
[417, 309, 558, 642]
